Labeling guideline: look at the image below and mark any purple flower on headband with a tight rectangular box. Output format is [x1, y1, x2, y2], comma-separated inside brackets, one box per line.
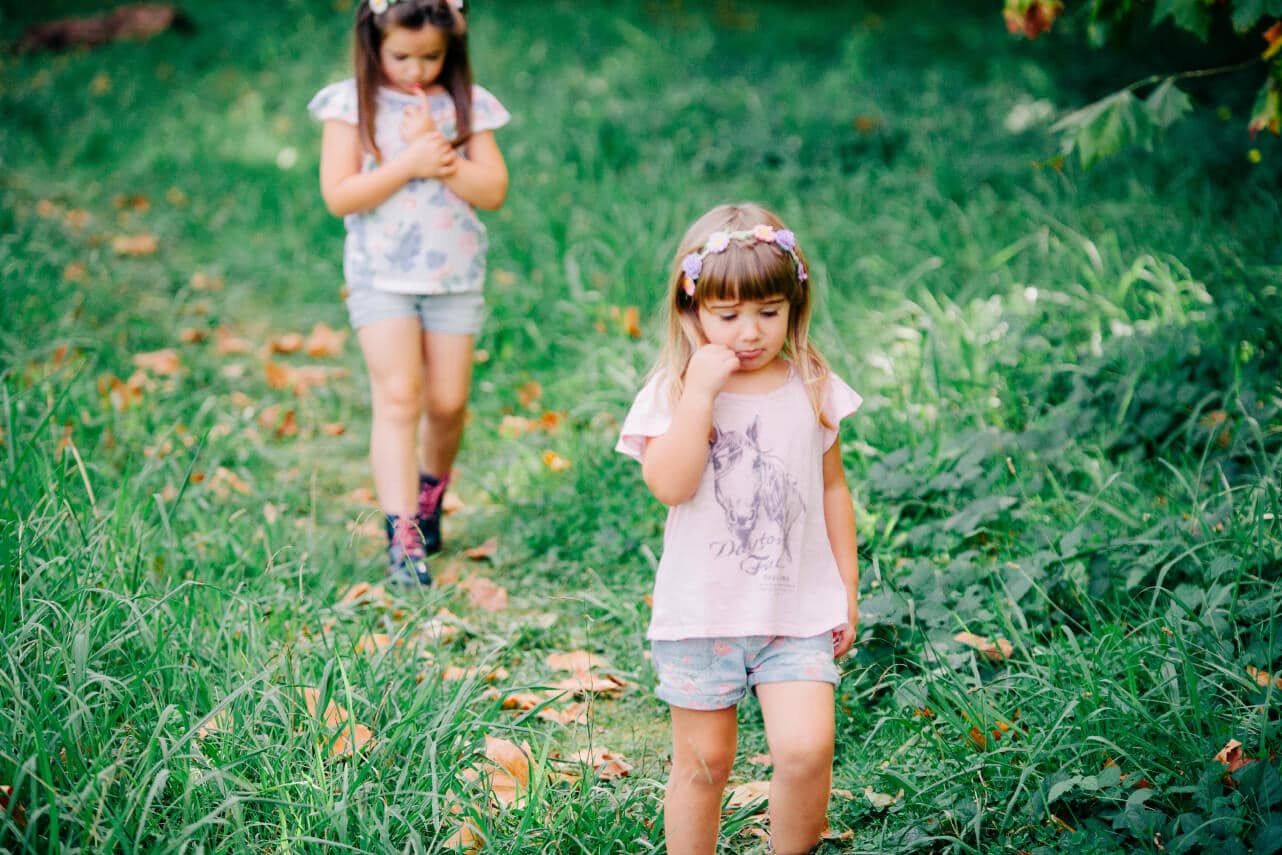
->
[705, 231, 731, 254]
[681, 252, 703, 281]
[797, 264, 809, 282]
[775, 229, 797, 251]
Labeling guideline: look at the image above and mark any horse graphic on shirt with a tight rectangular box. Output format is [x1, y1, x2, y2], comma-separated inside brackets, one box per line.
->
[709, 416, 805, 575]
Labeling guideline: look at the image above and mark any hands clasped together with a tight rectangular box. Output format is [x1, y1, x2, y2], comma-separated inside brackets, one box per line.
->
[399, 90, 457, 179]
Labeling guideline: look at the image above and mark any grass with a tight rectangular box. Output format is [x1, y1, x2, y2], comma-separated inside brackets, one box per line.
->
[2, 0, 1281, 851]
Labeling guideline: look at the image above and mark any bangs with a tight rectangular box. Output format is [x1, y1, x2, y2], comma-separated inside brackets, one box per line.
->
[696, 241, 805, 305]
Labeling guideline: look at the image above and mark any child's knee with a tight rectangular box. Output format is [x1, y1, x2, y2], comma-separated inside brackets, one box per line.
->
[373, 376, 424, 416]
[671, 746, 735, 789]
[769, 737, 832, 780]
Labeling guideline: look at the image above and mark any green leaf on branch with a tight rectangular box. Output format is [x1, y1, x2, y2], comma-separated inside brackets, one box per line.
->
[1145, 78, 1194, 128]
[1231, 0, 1282, 33]
[1052, 90, 1151, 169]
[1152, 0, 1213, 41]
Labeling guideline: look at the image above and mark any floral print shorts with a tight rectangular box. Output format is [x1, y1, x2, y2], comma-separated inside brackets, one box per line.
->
[650, 633, 840, 711]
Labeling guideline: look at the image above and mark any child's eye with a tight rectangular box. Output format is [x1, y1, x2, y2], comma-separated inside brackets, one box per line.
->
[718, 314, 737, 322]
[761, 310, 779, 317]
[393, 53, 409, 60]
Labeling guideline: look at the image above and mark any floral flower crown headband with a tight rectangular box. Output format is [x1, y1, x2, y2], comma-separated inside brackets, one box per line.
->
[679, 225, 807, 298]
[369, 0, 463, 14]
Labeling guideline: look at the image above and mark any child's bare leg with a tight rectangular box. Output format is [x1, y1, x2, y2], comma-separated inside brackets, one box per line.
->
[417, 332, 474, 476]
[756, 681, 835, 855]
[359, 318, 425, 516]
[666, 705, 738, 855]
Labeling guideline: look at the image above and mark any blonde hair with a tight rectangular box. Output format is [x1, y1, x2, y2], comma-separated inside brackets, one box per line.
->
[654, 202, 833, 428]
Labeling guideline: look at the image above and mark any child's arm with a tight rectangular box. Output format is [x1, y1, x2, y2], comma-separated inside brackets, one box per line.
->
[641, 345, 739, 506]
[318, 120, 457, 217]
[822, 441, 860, 658]
[439, 131, 508, 211]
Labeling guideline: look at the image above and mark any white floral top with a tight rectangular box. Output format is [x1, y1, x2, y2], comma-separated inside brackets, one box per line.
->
[308, 80, 511, 294]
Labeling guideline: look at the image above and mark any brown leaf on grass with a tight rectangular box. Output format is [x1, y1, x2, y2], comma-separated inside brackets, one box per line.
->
[304, 322, 347, 357]
[264, 361, 336, 395]
[498, 414, 536, 437]
[301, 688, 374, 757]
[321, 422, 347, 436]
[97, 372, 146, 411]
[864, 786, 904, 809]
[270, 332, 304, 354]
[466, 736, 532, 807]
[190, 271, 222, 290]
[214, 326, 253, 355]
[262, 502, 279, 525]
[537, 701, 590, 726]
[443, 492, 465, 514]
[346, 486, 377, 505]
[111, 234, 159, 256]
[194, 709, 233, 739]
[546, 651, 611, 674]
[822, 827, 855, 841]
[567, 747, 632, 780]
[550, 672, 627, 696]
[63, 262, 88, 282]
[518, 381, 542, 409]
[257, 405, 299, 438]
[413, 608, 465, 643]
[459, 576, 508, 612]
[442, 665, 509, 682]
[1214, 739, 1259, 775]
[463, 538, 497, 561]
[542, 451, 572, 472]
[1246, 666, 1282, 691]
[540, 411, 565, 432]
[954, 631, 1013, 662]
[337, 581, 393, 609]
[133, 348, 180, 375]
[0, 785, 27, 830]
[442, 819, 484, 854]
[747, 753, 772, 767]
[178, 327, 207, 344]
[210, 466, 251, 497]
[622, 306, 641, 338]
[64, 209, 91, 229]
[355, 633, 403, 655]
[726, 780, 770, 810]
[485, 689, 547, 711]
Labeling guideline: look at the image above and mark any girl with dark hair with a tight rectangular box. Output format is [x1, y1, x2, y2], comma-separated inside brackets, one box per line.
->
[309, 0, 509, 586]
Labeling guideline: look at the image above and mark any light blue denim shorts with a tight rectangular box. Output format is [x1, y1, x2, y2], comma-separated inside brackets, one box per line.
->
[650, 633, 840, 711]
[345, 288, 486, 335]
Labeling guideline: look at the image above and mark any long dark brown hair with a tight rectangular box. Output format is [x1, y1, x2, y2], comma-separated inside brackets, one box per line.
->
[353, 0, 473, 161]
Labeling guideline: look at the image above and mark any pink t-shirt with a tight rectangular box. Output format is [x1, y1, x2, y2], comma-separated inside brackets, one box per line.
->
[616, 366, 863, 640]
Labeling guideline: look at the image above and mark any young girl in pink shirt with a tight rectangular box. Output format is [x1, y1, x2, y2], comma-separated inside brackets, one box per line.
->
[617, 203, 862, 854]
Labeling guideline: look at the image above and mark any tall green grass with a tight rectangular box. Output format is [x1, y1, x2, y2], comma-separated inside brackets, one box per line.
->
[2, 0, 1280, 851]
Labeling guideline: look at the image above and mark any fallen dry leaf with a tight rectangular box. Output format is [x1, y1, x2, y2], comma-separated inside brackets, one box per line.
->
[214, 326, 254, 355]
[498, 414, 537, 437]
[864, 786, 904, 809]
[301, 688, 374, 757]
[443, 492, 465, 514]
[190, 271, 222, 290]
[178, 327, 207, 344]
[623, 305, 641, 338]
[320, 422, 347, 436]
[133, 348, 180, 375]
[537, 701, 590, 726]
[442, 665, 509, 682]
[63, 262, 88, 282]
[518, 381, 542, 409]
[442, 819, 484, 854]
[1246, 666, 1282, 691]
[337, 581, 394, 608]
[726, 780, 770, 810]
[463, 538, 497, 561]
[270, 332, 305, 354]
[1214, 739, 1258, 775]
[111, 233, 159, 256]
[954, 631, 1013, 662]
[551, 672, 628, 696]
[0, 784, 26, 830]
[304, 322, 347, 357]
[546, 651, 611, 674]
[209, 466, 251, 497]
[459, 576, 508, 612]
[542, 451, 572, 472]
[567, 747, 632, 780]
[469, 735, 532, 807]
[194, 709, 234, 739]
[354, 633, 401, 655]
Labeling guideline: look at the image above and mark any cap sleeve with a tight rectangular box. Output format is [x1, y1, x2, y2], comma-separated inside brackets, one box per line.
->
[308, 79, 358, 125]
[615, 373, 675, 462]
[470, 84, 511, 134]
[820, 372, 863, 450]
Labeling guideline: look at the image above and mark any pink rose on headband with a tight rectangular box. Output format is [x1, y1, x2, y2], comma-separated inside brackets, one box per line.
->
[752, 224, 776, 243]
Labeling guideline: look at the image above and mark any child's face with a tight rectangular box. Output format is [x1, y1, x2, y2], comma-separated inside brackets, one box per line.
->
[379, 24, 448, 93]
[698, 296, 791, 374]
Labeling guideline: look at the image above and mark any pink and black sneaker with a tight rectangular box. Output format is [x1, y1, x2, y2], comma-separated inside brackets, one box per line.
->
[386, 515, 432, 586]
[415, 472, 450, 555]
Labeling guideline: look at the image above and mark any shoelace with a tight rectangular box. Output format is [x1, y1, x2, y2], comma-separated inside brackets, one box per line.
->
[417, 474, 450, 516]
[391, 517, 427, 559]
